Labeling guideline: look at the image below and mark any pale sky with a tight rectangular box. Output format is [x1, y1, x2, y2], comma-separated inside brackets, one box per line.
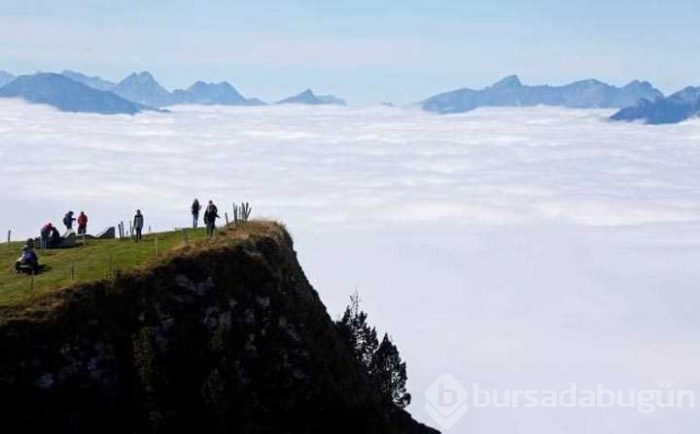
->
[1, 0, 699, 104]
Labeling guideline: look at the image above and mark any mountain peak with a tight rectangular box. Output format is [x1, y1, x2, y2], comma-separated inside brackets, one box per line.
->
[112, 71, 171, 107]
[492, 75, 522, 89]
[277, 89, 345, 106]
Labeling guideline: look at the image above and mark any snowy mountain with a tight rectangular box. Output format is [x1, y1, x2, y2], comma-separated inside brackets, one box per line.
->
[0, 73, 147, 114]
[611, 86, 700, 124]
[421, 75, 663, 114]
[170, 81, 265, 106]
[61, 70, 116, 91]
[0, 71, 14, 88]
[277, 89, 347, 106]
[111, 71, 173, 107]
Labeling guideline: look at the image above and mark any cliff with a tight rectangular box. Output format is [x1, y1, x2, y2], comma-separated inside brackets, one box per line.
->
[0, 221, 437, 434]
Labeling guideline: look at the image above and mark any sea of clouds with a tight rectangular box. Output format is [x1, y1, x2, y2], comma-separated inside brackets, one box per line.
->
[1, 100, 699, 432]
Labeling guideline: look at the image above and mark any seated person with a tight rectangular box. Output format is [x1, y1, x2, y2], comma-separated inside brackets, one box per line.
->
[15, 241, 40, 274]
[49, 226, 61, 249]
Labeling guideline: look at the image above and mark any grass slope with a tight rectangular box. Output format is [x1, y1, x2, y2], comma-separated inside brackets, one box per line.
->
[0, 226, 234, 309]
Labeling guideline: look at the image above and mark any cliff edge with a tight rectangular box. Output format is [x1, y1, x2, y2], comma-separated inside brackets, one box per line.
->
[0, 221, 437, 434]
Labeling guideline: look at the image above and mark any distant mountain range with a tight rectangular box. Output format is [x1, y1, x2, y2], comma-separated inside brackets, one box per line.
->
[0, 70, 273, 113]
[277, 89, 347, 106]
[0, 69, 349, 113]
[0, 73, 149, 114]
[1, 69, 699, 123]
[610, 87, 700, 124]
[422, 75, 663, 114]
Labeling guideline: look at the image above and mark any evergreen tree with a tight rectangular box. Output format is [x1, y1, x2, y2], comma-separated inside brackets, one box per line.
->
[370, 334, 411, 409]
[336, 292, 411, 409]
[336, 292, 378, 369]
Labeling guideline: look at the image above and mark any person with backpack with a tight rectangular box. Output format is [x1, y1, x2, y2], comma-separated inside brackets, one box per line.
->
[77, 211, 88, 235]
[133, 210, 144, 242]
[63, 211, 76, 230]
[203, 200, 219, 238]
[191, 199, 201, 229]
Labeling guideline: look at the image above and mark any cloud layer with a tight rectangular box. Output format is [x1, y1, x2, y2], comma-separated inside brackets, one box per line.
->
[1, 101, 699, 432]
[1, 100, 700, 235]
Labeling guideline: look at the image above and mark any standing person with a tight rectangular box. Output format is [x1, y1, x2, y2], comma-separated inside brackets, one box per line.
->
[191, 199, 201, 229]
[203, 200, 219, 238]
[77, 211, 88, 235]
[63, 211, 76, 230]
[133, 209, 144, 242]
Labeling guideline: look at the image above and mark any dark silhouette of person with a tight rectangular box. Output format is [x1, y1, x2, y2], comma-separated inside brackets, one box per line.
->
[191, 199, 201, 229]
[203, 200, 219, 238]
[50, 226, 61, 248]
[133, 210, 144, 242]
[63, 211, 76, 230]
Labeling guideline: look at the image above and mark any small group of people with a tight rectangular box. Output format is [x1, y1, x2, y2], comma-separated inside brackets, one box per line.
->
[15, 239, 39, 274]
[38, 210, 89, 250]
[191, 199, 220, 238]
[63, 210, 88, 234]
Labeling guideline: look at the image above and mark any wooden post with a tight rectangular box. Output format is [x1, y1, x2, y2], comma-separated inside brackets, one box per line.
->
[225, 212, 229, 225]
[6, 230, 10, 243]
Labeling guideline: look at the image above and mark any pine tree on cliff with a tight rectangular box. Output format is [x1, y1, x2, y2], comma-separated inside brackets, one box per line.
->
[370, 334, 411, 409]
[336, 292, 411, 409]
[336, 292, 379, 369]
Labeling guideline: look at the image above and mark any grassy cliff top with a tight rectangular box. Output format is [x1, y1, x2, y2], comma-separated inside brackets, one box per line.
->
[0, 220, 286, 316]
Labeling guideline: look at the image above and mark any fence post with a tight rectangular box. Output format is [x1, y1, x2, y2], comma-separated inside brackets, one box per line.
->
[7, 230, 10, 243]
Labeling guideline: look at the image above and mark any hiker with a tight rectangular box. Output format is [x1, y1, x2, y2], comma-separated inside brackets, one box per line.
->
[203, 200, 219, 238]
[15, 240, 39, 274]
[40, 222, 55, 248]
[50, 226, 61, 248]
[191, 199, 201, 229]
[63, 211, 76, 230]
[133, 209, 144, 242]
[77, 211, 88, 235]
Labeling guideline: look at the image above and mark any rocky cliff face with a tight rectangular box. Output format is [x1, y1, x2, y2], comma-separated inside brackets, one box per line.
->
[0, 222, 437, 434]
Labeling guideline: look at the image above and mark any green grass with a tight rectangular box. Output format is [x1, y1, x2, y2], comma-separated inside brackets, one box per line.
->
[0, 228, 212, 309]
